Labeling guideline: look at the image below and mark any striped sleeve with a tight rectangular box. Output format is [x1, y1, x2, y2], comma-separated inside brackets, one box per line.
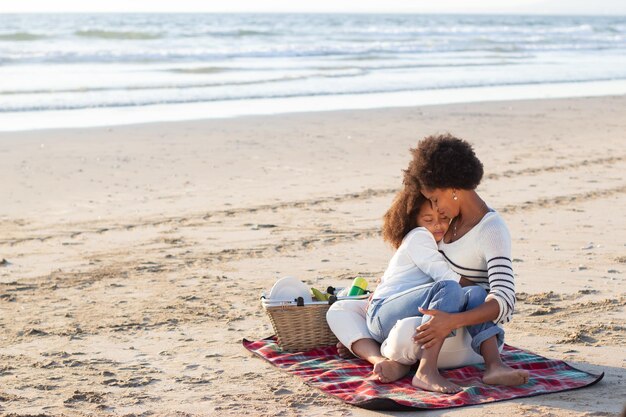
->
[479, 219, 516, 324]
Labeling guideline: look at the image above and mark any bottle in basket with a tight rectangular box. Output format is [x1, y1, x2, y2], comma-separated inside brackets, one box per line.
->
[347, 277, 368, 296]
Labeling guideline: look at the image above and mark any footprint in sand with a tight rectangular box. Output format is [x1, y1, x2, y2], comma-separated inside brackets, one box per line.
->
[63, 390, 105, 405]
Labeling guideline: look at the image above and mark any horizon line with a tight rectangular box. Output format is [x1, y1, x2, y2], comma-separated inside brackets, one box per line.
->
[1, 11, 625, 16]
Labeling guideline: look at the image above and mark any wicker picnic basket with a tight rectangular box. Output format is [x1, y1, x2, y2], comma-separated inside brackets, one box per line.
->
[262, 300, 339, 352]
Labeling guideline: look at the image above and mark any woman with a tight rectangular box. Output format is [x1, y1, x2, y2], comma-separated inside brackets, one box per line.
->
[327, 133, 529, 389]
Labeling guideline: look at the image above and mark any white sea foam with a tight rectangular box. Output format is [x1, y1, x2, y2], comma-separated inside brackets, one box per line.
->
[2, 80, 626, 132]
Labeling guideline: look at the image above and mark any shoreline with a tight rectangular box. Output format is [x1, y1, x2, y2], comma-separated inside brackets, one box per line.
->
[1, 79, 626, 132]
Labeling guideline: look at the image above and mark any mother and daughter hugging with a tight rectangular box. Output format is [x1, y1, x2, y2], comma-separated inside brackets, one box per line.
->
[326, 133, 530, 394]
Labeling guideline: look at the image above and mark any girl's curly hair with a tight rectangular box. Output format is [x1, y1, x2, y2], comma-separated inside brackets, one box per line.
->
[382, 176, 427, 249]
[405, 133, 483, 190]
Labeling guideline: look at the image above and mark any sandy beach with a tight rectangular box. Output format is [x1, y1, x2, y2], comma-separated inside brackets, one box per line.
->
[1, 95, 625, 416]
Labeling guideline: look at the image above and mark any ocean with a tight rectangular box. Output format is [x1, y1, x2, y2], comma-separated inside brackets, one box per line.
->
[1, 13, 625, 130]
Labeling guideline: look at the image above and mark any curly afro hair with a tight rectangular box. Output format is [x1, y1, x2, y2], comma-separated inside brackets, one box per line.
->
[405, 133, 483, 190]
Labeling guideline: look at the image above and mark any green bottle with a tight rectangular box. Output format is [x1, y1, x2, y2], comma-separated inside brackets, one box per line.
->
[348, 277, 368, 296]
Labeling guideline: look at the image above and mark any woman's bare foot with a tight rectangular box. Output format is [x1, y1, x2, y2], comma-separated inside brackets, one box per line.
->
[336, 342, 354, 359]
[483, 363, 530, 386]
[372, 359, 411, 383]
[412, 369, 462, 393]
[412, 368, 462, 393]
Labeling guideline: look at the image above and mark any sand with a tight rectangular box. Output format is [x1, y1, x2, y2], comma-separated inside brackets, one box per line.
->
[0, 96, 625, 416]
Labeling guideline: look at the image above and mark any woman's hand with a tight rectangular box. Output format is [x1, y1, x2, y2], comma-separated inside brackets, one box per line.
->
[413, 307, 458, 349]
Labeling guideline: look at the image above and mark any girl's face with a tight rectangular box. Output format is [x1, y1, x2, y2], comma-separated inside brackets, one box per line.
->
[416, 200, 450, 242]
[421, 188, 461, 220]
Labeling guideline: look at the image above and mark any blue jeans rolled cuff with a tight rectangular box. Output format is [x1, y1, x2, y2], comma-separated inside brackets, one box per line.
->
[470, 324, 505, 355]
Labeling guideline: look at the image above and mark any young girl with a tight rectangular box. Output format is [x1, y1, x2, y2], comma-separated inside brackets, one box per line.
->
[366, 188, 474, 393]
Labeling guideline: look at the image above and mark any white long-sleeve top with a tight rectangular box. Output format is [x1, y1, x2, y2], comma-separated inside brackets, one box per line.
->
[438, 210, 515, 324]
[373, 227, 461, 301]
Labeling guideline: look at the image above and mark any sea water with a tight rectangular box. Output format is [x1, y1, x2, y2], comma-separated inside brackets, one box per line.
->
[0, 13, 625, 130]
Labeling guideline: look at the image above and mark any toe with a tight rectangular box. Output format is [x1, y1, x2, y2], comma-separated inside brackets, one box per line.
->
[378, 371, 388, 383]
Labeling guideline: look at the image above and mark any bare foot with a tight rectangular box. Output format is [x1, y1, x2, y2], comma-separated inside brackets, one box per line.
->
[372, 359, 410, 383]
[412, 369, 462, 393]
[336, 342, 354, 359]
[483, 363, 530, 386]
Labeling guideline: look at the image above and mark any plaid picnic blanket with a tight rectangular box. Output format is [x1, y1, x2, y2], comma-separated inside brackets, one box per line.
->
[242, 336, 603, 410]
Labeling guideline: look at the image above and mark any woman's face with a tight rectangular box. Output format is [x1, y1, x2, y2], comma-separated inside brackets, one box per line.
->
[416, 200, 450, 242]
[421, 188, 460, 219]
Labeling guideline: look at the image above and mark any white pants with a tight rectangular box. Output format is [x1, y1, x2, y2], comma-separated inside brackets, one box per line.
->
[326, 299, 496, 369]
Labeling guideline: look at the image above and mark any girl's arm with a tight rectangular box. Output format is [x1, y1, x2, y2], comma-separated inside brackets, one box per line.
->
[406, 229, 460, 283]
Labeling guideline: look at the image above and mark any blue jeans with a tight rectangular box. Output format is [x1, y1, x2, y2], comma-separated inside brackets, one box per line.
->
[366, 280, 504, 355]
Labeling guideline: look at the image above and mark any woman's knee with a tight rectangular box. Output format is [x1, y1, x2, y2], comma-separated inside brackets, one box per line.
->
[326, 300, 372, 352]
[326, 300, 367, 327]
[381, 317, 421, 365]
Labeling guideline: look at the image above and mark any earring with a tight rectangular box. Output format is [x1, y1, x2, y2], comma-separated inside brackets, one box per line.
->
[453, 191, 458, 201]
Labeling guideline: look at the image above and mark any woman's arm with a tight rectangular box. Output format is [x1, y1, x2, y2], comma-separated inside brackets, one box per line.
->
[452, 298, 500, 326]
[412, 299, 500, 348]
[480, 220, 515, 324]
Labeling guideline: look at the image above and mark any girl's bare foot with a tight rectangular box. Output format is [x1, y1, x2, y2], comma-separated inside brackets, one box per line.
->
[336, 342, 354, 359]
[372, 359, 411, 383]
[412, 369, 462, 393]
[483, 363, 530, 386]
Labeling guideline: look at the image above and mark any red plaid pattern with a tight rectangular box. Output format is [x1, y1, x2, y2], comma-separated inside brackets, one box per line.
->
[243, 336, 604, 410]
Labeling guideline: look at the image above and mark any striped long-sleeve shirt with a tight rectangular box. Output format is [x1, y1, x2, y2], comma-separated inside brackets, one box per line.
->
[438, 210, 515, 324]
